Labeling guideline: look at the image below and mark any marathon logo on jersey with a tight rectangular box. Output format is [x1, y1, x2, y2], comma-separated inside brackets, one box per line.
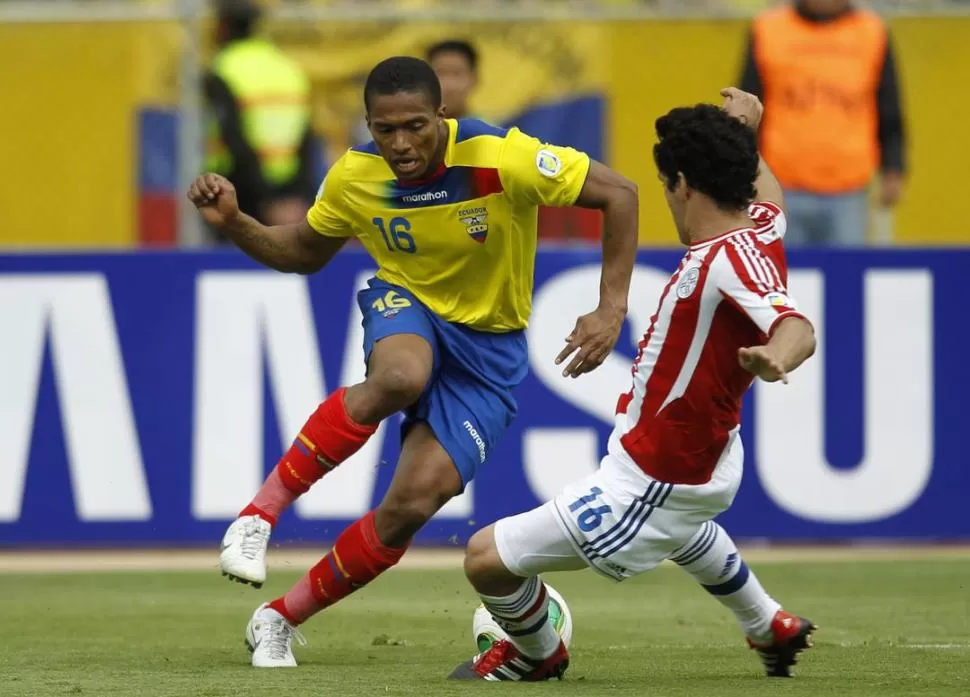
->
[401, 190, 448, 204]
[676, 267, 701, 299]
[765, 291, 795, 309]
[459, 206, 489, 244]
[536, 149, 562, 178]
[463, 420, 487, 463]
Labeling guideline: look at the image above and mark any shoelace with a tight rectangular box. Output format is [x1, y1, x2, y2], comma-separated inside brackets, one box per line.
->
[240, 521, 269, 560]
[264, 618, 308, 660]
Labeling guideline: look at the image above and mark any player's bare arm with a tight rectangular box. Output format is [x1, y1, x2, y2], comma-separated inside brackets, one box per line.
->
[188, 173, 346, 274]
[720, 87, 785, 213]
[738, 316, 816, 384]
[555, 161, 639, 378]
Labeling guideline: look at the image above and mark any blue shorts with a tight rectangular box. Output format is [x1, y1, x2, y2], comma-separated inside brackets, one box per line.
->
[358, 278, 528, 489]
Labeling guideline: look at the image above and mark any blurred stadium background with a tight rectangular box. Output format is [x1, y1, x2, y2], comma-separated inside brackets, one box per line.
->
[1, 2, 968, 695]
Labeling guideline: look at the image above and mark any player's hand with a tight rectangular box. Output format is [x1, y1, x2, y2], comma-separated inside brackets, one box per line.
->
[879, 170, 905, 208]
[720, 87, 764, 131]
[187, 173, 240, 229]
[738, 345, 789, 384]
[556, 306, 624, 378]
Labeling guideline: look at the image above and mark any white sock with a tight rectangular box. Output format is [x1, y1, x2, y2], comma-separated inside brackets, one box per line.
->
[479, 576, 561, 660]
[671, 521, 780, 644]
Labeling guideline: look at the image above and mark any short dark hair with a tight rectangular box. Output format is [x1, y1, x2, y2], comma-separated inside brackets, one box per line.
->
[364, 56, 442, 113]
[653, 104, 759, 211]
[426, 40, 479, 72]
[217, 0, 260, 40]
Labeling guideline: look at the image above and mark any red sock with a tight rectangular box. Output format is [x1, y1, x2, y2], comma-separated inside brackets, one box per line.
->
[240, 387, 377, 526]
[269, 510, 408, 624]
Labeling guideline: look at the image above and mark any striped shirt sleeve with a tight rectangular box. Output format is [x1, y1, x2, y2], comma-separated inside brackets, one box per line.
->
[712, 234, 808, 337]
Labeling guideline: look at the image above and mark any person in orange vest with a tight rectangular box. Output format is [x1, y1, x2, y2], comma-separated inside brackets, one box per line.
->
[739, 0, 906, 246]
[204, 0, 315, 242]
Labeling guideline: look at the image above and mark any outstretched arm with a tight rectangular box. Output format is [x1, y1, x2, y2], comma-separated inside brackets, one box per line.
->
[556, 161, 639, 378]
[188, 173, 346, 274]
[739, 316, 816, 384]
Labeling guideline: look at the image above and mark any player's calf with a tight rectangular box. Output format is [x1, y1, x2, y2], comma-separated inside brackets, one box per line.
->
[221, 387, 378, 586]
[671, 521, 817, 677]
[456, 527, 566, 670]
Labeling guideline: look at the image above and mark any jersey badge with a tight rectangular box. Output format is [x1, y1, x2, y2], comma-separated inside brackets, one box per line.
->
[766, 291, 795, 309]
[536, 149, 562, 178]
[676, 267, 701, 299]
[459, 206, 489, 244]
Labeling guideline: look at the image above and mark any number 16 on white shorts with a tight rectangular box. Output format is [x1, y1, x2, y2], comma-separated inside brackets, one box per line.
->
[551, 440, 743, 582]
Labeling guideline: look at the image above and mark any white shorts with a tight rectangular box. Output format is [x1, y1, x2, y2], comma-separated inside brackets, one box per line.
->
[494, 433, 743, 582]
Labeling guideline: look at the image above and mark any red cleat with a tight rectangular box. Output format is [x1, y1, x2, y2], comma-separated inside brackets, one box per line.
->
[449, 640, 569, 681]
[747, 609, 818, 677]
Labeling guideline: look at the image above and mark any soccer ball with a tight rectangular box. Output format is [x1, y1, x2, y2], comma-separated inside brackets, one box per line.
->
[472, 584, 573, 652]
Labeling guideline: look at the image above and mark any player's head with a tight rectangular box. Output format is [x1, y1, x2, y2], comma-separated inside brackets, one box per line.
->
[364, 56, 447, 181]
[426, 40, 479, 119]
[215, 0, 260, 44]
[798, 0, 851, 16]
[653, 103, 759, 245]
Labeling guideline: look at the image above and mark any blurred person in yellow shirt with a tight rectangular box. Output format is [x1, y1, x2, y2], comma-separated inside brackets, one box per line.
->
[204, 0, 316, 241]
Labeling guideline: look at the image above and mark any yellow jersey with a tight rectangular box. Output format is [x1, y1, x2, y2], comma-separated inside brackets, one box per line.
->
[306, 119, 591, 332]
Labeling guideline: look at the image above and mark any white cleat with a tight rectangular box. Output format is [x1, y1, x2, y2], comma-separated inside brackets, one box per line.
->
[220, 515, 271, 588]
[245, 603, 307, 668]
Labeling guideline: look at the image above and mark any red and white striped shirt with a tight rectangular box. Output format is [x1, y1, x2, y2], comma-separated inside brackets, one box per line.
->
[613, 202, 810, 485]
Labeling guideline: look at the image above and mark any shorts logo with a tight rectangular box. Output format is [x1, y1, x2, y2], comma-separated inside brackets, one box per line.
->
[458, 206, 489, 244]
[536, 149, 562, 178]
[765, 291, 794, 309]
[463, 420, 487, 463]
[382, 308, 401, 318]
[677, 267, 701, 299]
[603, 561, 629, 577]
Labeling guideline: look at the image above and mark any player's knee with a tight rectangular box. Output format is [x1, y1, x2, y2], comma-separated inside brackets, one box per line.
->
[464, 526, 518, 592]
[375, 490, 447, 547]
[464, 527, 499, 580]
[368, 360, 429, 411]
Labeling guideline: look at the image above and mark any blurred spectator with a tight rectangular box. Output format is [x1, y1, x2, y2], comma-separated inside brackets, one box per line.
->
[204, 0, 314, 241]
[426, 39, 479, 119]
[739, 0, 906, 246]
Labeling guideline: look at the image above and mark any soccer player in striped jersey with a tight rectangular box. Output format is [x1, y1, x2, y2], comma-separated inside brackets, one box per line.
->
[450, 89, 818, 682]
[187, 56, 639, 668]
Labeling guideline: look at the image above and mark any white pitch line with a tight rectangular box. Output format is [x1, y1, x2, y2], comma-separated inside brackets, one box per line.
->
[1, 545, 970, 574]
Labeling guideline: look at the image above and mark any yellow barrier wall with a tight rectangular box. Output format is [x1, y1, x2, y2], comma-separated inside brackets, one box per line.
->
[0, 17, 967, 247]
[0, 22, 179, 247]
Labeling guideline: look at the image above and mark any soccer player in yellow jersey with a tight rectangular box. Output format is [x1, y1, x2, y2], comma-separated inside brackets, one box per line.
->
[187, 56, 639, 668]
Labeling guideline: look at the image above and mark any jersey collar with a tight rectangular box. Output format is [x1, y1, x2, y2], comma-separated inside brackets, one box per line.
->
[689, 225, 753, 252]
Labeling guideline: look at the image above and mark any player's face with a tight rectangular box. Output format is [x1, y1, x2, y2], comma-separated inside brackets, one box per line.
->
[429, 52, 477, 119]
[659, 172, 690, 245]
[368, 90, 447, 181]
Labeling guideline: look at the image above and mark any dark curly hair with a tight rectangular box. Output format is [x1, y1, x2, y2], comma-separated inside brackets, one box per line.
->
[364, 56, 442, 113]
[653, 104, 759, 211]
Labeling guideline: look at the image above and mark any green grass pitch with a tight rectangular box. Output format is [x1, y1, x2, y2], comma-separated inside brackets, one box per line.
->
[4, 556, 969, 696]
